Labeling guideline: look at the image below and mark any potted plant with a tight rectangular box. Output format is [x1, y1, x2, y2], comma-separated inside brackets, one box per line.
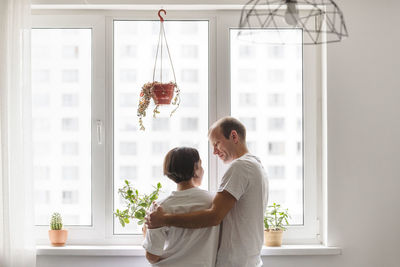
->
[48, 212, 68, 246]
[264, 203, 290, 247]
[114, 180, 162, 234]
[137, 81, 180, 131]
[137, 10, 181, 131]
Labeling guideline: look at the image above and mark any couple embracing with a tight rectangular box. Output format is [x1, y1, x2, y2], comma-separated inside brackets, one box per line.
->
[143, 117, 269, 267]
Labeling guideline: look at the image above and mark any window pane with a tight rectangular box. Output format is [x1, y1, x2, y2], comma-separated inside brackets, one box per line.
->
[113, 21, 208, 234]
[31, 29, 92, 226]
[231, 29, 303, 225]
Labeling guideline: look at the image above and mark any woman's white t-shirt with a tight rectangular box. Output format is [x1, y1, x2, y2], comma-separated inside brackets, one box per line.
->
[143, 187, 220, 267]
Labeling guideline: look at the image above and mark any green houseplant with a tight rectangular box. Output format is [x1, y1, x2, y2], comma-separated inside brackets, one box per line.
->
[114, 180, 162, 230]
[48, 212, 68, 246]
[264, 203, 290, 247]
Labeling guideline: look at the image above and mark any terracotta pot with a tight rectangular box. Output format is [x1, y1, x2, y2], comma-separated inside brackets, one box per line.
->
[48, 229, 68, 246]
[264, 229, 283, 247]
[152, 83, 175, 105]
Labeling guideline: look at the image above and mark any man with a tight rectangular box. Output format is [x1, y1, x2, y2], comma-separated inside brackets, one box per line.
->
[146, 117, 269, 267]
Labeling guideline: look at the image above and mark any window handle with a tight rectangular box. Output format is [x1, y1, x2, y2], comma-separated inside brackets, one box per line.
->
[96, 120, 103, 145]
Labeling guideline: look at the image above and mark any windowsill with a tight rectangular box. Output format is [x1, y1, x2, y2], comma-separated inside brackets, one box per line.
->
[36, 244, 341, 256]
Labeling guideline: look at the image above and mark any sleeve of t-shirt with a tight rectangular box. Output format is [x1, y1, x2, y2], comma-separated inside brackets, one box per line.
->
[142, 227, 168, 256]
[217, 162, 248, 200]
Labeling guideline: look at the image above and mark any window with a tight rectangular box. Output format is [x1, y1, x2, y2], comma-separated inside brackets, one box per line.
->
[120, 69, 137, 82]
[32, 93, 50, 107]
[62, 94, 79, 107]
[119, 142, 137, 155]
[180, 92, 199, 107]
[62, 118, 79, 131]
[268, 93, 285, 107]
[239, 93, 257, 107]
[62, 191, 79, 204]
[62, 69, 79, 83]
[268, 117, 285, 131]
[231, 27, 316, 232]
[181, 117, 199, 131]
[267, 165, 286, 179]
[33, 11, 321, 244]
[120, 45, 137, 58]
[33, 166, 50, 180]
[181, 45, 198, 58]
[152, 141, 170, 154]
[31, 26, 94, 230]
[268, 142, 285, 155]
[62, 142, 79, 155]
[239, 117, 257, 131]
[62, 45, 79, 59]
[62, 166, 79, 180]
[113, 20, 209, 235]
[181, 69, 199, 83]
[152, 118, 170, 131]
[119, 166, 137, 180]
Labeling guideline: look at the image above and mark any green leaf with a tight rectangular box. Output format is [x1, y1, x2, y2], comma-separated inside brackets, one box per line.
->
[135, 211, 144, 220]
[119, 217, 125, 227]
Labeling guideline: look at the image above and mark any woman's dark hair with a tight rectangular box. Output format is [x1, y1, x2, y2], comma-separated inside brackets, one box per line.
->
[163, 147, 200, 183]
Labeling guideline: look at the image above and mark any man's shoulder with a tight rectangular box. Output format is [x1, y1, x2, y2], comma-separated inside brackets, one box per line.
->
[230, 154, 261, 169]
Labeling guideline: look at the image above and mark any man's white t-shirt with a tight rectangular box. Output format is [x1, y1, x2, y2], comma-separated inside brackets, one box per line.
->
[216, 153, 269, 267]
[143, 187, 219, 267]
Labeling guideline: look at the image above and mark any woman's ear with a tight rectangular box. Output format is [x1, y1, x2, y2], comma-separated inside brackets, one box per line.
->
[193, 162, 200, 178]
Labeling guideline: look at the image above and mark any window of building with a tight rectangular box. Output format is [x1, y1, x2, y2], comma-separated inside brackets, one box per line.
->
[62, 45, 79, 59]
[62, 166, 79, 180]
[62, 142, 79, 155]
[32, 12, 321, 244]
[62, 69, 79, 83]
[268, 93, 285, 107]
[268, 142, 285, 155]
[181, 117, 198, 131]
[268, 117, 285, 131]
[119, 142, 137, 155]
[62, 94, 79, 107]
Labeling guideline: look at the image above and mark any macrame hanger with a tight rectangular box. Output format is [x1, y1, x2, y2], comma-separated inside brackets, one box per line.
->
[152, 9, 177, 84]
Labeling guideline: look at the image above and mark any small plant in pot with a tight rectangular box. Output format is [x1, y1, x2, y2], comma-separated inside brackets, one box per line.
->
[48, 212, 68, 246]
[114, 180, 162, 235]
[264, 203, 290, 247]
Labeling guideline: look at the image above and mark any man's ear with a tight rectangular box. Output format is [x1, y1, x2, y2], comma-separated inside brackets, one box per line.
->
[230, 130, 239, 144]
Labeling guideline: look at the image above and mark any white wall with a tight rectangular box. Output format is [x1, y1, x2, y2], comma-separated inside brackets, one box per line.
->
[37, 0, 400, 266]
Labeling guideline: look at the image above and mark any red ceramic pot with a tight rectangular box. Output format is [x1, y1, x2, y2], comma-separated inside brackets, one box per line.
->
[152, 83, 175, 105]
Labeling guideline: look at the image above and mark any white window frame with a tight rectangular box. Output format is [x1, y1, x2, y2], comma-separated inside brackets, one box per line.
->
[33, 8, 323, 246]
[32, 15, 107, 245]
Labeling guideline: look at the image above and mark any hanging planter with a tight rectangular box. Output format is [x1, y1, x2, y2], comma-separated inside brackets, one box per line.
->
[137, 9, 180, 131]
[152, 82, 175, 105]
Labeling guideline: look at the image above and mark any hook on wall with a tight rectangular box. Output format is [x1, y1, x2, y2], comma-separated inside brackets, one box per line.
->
[158, 9, 167, 22]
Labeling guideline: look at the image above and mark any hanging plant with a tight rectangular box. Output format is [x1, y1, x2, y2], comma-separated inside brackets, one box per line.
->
[137, 9, 181, 131]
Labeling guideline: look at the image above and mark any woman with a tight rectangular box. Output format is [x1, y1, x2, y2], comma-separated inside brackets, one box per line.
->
[143, 147, 219, 267]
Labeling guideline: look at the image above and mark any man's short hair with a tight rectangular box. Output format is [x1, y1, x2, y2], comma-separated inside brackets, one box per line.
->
[163, 147, 200, 183]
[209, 116, 246, 141]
